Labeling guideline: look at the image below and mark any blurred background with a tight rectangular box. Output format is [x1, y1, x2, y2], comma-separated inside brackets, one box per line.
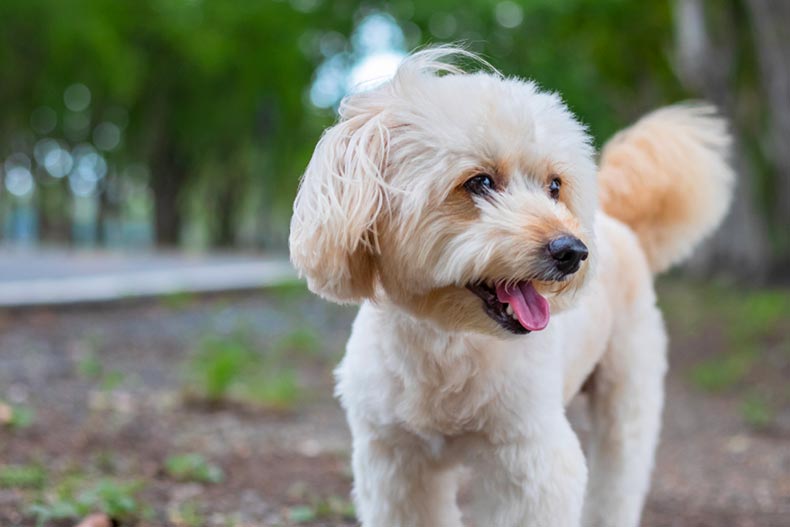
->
[0, 0, 788, 277]
[0, 1, 788, 527]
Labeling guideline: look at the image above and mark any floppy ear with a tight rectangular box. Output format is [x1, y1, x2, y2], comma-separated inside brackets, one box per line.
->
[289, 98, 390, 303]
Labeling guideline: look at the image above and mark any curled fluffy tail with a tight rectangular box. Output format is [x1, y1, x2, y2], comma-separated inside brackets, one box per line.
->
[598, 104, 735, 274]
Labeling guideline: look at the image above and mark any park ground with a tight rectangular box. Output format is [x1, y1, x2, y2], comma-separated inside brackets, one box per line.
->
[0, 278, 788, 526]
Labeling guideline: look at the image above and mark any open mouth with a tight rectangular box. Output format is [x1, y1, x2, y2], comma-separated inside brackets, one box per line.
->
[466, 280, 551, 335]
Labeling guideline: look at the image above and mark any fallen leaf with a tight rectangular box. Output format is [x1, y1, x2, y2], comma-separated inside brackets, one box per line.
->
[73, 513, 113, 527]
[0, 402, 12, 424]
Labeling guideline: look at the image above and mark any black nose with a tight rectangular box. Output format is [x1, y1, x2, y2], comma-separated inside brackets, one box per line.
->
[547, 235, 589, 275]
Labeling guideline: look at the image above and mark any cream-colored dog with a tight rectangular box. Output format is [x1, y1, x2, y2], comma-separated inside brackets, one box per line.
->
[289, 47, 733, 527]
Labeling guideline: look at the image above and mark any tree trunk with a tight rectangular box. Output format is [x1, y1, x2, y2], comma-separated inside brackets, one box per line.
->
[151, 147, 188, 247]
[743, 0, 790, 268]
[213, 187, 236, 248]
[673, 0, 771, 280]
[36, 175, 71, 244]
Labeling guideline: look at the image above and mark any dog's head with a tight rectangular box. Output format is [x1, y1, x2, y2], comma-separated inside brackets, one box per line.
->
[290, 48, 597, 337]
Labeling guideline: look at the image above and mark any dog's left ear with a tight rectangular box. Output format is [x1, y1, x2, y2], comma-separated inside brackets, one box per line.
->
[289, 93, 391, 303]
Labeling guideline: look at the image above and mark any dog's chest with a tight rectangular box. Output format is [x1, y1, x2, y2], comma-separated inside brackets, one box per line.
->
[388, 340, 521, 437]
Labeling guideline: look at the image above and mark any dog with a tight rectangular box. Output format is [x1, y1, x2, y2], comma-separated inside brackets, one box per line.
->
[289, 47, 734, 527]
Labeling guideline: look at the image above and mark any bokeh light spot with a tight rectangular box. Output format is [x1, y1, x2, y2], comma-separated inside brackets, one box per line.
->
[353, 13, 405, 53]
[348, 52, 405, 93]
[72, 144, 108, 183]
[4, 152, 31, 173]
[68, 170, 98, 197]
[309, 13, 407, 109]
[290, 0, 321, 14]
[64, 83, 92, 112]
[429, 13, 457, 39]
[495, 1, 524, 29]
[43, 147, 74, 179]
[4, 166, 35, 198]
[93, 122, 122, 151]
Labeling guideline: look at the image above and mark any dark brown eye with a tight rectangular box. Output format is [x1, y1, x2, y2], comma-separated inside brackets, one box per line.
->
[549, 177, 561, 200]
[464, 174, 495, 195]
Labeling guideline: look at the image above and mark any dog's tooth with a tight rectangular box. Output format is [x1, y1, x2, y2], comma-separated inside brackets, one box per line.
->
[506, 305, 513, 315]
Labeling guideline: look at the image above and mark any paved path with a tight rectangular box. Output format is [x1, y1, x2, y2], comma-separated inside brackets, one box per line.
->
[0, 247, 296, 307]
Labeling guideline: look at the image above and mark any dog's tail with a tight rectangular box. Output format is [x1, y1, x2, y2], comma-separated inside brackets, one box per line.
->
[597, 104, 735, 274]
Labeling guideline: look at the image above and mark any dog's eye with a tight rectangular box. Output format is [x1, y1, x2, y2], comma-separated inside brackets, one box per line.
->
[549, 177, 561, 200]
[464, 174, 496, 195]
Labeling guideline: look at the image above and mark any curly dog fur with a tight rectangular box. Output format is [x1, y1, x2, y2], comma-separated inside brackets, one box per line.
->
[289, 47, 734, 527]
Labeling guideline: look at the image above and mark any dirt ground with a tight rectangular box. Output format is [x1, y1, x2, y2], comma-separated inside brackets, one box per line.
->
[0, 280, 788, 526]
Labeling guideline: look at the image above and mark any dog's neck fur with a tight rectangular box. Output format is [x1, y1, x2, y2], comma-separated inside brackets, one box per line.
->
[360, 298, 564, 440]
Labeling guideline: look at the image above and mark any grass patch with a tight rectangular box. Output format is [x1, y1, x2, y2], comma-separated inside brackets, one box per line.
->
[75, 350, 125, 391]
[689, 351, 755, 392]
[165, 454, 223, 484]
[287, 495, 355, 524]
[76, 351, 103, 380]
[186, 335, 254, 401]
[244, 369, 300, 408]
[168, 500, 204, 527]
[287, 496, 356, 524]
[662, 281, 790, 394]
[184, 331, 301, 410]
[700, 286, 787, 347]
[0, 464, 46, 489]
[161, 291, 197, 310]
[0, 401, 36, 430]
[29, 478, 147, 527]
[662, 282, 788, 344]
[729, 290, 787, 333]
[265, 279, 310, 302]
[740, 392, 775, 429]
[274, 328, 321, 357]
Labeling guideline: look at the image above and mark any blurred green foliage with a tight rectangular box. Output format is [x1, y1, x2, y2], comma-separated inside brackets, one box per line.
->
[682, 286, 788, 392]
[1, 0, 328, 245]
[1, 401, 36, 430]
[660, 279, 789, 429]
[1, 0, 786, 273]
[0, 0, 686, 248]
[0, 464, 47, 490]
[739, 392, 774, 429]
[275, 327, 322, 357]
[76, 350, 104, 380]
[690, 351, 755, 392]
[288, 495, 356, 524]
[29, 478, 147, 526]
[185, 330, 301, 409]
[164, 453, 224, 484]
[169, 500, 205, 527]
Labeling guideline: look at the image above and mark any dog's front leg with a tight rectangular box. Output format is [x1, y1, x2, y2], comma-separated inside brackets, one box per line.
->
[581, 305, 668, 527]
[349, 423, 462, 527]
[467, 414, 587, 527]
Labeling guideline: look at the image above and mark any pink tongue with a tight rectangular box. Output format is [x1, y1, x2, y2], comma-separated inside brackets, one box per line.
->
[496, 282, 550, 331]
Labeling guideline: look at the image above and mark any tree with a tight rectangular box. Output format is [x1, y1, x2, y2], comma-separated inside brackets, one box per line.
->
[673, 0, 771, 279]
[743, 0, 790, 268]
[0, 0, 786, 279]
[0, 0, 331, 247]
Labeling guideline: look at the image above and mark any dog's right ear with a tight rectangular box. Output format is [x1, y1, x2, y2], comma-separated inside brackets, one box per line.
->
[289, 96, 390, 303]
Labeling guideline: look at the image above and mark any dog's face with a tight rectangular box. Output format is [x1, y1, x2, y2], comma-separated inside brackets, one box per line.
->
[290, 50, 597, 338]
